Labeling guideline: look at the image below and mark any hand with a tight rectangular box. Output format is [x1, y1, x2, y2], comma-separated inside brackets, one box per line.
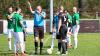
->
[67, 32, 72, 35]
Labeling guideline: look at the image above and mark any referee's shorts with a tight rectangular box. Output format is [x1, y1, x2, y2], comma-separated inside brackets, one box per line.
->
[34, 26, 44, 39]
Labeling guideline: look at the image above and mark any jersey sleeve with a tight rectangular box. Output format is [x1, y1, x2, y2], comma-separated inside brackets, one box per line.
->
[67, 13, 72, 23]
[19, 15, 23, 21]
[76, 13, 80, 24]
[6, 14, 9, 19]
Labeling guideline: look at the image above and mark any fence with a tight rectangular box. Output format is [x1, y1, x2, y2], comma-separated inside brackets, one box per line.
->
[0, 19, 100, 34]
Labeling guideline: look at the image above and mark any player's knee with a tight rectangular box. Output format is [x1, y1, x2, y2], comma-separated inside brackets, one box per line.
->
[40, 39, 43, 42]
[35, 37, 39, 42]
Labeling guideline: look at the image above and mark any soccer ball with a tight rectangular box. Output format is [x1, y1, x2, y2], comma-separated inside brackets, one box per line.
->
[47, 48, 52, 54]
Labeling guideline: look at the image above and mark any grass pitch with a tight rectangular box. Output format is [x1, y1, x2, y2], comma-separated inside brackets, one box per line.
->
[0, 33, 100, 56]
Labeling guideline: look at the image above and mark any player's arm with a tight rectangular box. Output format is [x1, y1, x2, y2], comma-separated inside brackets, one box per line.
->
[20, 20, 24, 28]
[7, 12, 16, 21]
[52, 16, 55, 32]
[76, 14, 80, 25]
[27, 1, 35, 14]
[58, 18, 61, 32]
[7, 15, 12, 21]
[18, 15, 25, 29]
[7, 12, 15, 21]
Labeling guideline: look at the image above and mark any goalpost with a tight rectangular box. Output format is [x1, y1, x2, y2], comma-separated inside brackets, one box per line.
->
[50, 0, 53, 33]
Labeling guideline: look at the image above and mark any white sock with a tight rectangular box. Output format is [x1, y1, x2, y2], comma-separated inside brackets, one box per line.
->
[68, 35, 71, 45]
[51, 32, 56, 49]
[51, 38, 54, 49]
[8, 40, 12, 50]
[74, 34, 78, 48]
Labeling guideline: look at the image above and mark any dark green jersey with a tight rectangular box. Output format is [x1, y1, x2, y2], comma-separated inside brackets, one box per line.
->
[6, 13, 14, 29]
[67, 13, 72, 23]
[66, 13, 72, 27]
[72, 12, 80, 26]
[12, 13, 23, 32]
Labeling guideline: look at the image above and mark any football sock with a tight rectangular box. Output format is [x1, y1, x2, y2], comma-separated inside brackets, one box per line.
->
[58, 42, 61, 51]
[65, 42, 68, 51]
[35, 42, 38, 54]
[62, 42, 66, 54]
[40, 42, 43, 54]
[8, 40, 12, 50]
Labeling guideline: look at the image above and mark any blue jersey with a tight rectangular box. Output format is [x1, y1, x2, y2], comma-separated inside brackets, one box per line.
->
[33, 11, 46, 26]
[53, 15, 59, 30]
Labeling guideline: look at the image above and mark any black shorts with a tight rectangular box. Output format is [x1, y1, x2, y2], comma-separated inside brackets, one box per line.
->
[34, 26, 44, 39]
[56, 24, 67, 40]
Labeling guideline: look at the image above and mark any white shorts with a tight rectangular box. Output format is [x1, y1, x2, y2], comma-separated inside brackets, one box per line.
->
[14, 32, 24, 43]
[72, 25, 80, 34]
[8, 29, 14, 38]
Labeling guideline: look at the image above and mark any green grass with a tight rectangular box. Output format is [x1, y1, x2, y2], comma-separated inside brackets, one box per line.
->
[0, 33, 100, 56]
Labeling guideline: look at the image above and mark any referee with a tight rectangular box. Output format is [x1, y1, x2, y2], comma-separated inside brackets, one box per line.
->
[28, 1, 46, 54]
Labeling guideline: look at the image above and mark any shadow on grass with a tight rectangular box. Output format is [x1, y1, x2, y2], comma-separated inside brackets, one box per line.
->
[0, 52, 14, 56]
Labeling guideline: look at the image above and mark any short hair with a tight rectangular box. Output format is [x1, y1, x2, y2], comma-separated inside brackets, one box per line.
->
[15, 7, 21, 11]
[8, 5, 13, 8]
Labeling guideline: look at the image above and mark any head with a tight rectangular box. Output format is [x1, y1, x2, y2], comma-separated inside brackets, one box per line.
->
[73, 7, 77, 13]
[60, 5, 64, 11]
[36, 5, 42, 12]
[15, 7, 21, 13]
[8, 6, 13, 13]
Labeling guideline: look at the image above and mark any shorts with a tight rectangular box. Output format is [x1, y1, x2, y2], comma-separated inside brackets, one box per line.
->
[34, 26, 44, 39]
[14, 32, 24, 43]
[72, 25, 80, 35]
[8, 29, 14, 38]
[56, 24, 67, 40]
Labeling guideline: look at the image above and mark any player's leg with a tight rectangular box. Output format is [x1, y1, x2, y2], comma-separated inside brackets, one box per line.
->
[18, 32, 26, 56]
[56, 39, 61, 54]
[62, 39, 67, 54]
[14, 32, 19, 56]
[39, 27, 44, 54]
[8, 29, 12, 51]
[67, 27, 72, 48]
[67, 34, 72, 48]
[61, 25, 67, 54]
[34, 27, 39, 54]
[56, 28, 61, 54]
[73, 25, 80, 49]
[50, 30, 56, 50]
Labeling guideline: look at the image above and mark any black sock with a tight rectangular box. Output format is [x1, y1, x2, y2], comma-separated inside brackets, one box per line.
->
[58, 42, 61, 51]
[62, 42, 66, 54]
[35, 42, 38, 53]
[65, 42, 67, 51]
[40, 42, 43, 54]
